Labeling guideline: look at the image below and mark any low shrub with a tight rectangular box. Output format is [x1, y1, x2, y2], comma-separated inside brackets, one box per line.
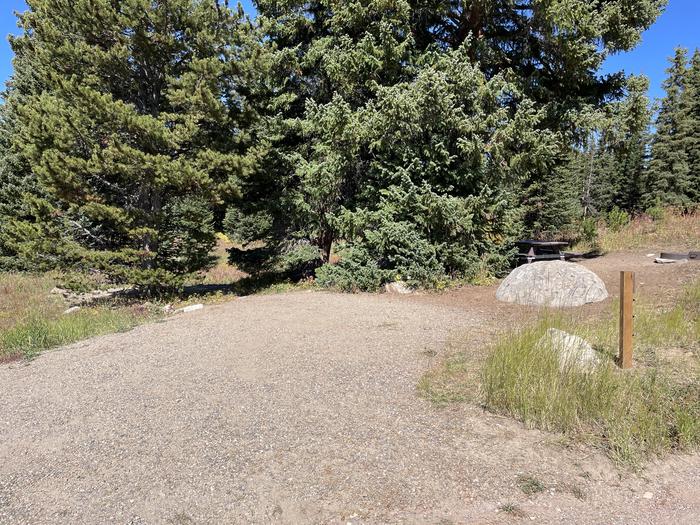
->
[606, 206, 631, 232]
[578, 217, 599, 247]
[315, 247, 390, 292]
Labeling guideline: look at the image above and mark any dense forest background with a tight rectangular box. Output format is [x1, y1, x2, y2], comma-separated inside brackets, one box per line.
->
[0, 0, 698, 292]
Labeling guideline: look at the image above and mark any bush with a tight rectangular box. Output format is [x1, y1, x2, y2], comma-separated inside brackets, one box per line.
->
[606, 206, 631, 232]
[315, 247, 390, 292]
[579, 217, 599, 247]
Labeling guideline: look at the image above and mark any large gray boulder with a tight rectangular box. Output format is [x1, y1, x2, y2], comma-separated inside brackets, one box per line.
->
[496, 261, 608, 308]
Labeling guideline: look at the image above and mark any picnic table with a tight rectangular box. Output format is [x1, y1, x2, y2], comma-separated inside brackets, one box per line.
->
[516, 240, 570, 265]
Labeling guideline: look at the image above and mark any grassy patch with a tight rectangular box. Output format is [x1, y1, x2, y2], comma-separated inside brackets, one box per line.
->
[517, 475, 546, 496]
[577, 209, 700, 252]
[482, 321, 699, 466]
[0, 273, 156, 361]
[422, 278, 700, 467]
[498, 503, 526, 517]
[1, 307, 152, 360]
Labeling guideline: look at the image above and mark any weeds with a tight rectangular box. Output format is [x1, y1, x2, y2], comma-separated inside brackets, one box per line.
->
[422, 277, 700, 467]
[498, 503, 526, 517]
[517, 475, 545, 495]
[598, 209, 699, 252]
[573, 209, 699, 253]
[0, 273, 156, 361]
[1, 307, 152, 360]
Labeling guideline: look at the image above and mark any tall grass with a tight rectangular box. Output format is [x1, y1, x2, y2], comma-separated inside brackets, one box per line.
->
[482, 321, 699, 466]
[0, 273, 155, 361]
[597, 209, 700, 252]
[422, 277, 700, 467]
[1, 308, 150, 360]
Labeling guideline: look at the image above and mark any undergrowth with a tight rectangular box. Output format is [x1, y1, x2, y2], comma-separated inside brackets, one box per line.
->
[574, 208, 700, 253]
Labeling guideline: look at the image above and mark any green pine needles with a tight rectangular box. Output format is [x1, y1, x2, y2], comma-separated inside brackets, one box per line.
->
[2, 0, 697, 292]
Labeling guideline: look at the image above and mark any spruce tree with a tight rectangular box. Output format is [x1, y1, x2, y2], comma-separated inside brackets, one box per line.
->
[646, 48, 693, 207]
[4, 0, 257, 289]
[681, 49, 700, 203]
[222, 0, 666, 286]
[586, 75, 652, 214]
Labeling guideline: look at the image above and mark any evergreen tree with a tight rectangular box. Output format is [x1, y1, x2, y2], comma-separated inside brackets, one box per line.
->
[585, 75, 652, 214]
[681, 49, 700, 203]
[226, 0, 664, 286]
[646, 48, 693, 207]
[612, 76, 653, 211]
[3, 0, 257, 289]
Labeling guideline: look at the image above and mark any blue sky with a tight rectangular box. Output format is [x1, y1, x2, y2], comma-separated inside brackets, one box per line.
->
[2, 0, 699, 101]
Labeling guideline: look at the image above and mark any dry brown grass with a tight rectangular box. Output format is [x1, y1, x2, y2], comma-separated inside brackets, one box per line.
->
[0, 273, 156, 361]
[199, 235, 248, 285]
[597, 210, 700, 252]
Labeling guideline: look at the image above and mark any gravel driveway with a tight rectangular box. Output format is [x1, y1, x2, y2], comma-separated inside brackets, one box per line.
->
[1, 290, 698, 524]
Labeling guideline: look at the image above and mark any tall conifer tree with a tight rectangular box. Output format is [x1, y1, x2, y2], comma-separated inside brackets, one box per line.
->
[646, 48, 693, 207]
[681, 49, 700, 203]
[2, 0, 257, 288]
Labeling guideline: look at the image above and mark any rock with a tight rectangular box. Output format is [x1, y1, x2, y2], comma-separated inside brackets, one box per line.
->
[384, 281, 412, 295]
[539, 328, 600, 371]
[178, 304, 204, 314]
[496, 261, 608, 308]
[162, 304, 173, 313]
[63, 306, 81, 315]
[655, 257, 687, 264]
[642, 492, 654, 500]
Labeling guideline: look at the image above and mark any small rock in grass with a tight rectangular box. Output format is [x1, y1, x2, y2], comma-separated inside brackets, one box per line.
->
[539, 328, 600, 371]
[63, 306, 81, 315]
[384, 281, 412, 295]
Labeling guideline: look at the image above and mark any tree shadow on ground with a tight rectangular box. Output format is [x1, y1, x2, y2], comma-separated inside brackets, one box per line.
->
[182, 272, 301, 298]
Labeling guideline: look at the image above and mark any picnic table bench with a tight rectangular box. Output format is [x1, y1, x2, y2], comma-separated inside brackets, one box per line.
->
[516, 240, 570, 265]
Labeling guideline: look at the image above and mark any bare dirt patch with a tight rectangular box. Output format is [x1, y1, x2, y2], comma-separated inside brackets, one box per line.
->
[1, 252, 699, 524]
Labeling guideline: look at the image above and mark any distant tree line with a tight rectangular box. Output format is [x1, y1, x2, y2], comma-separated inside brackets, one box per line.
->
[0, 0, 696, 292]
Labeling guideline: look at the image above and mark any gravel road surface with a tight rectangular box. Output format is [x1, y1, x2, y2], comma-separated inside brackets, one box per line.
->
[1, 290, 698, 524]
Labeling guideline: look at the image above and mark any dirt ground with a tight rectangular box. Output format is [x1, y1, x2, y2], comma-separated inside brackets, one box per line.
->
[1, 251, 699, 524]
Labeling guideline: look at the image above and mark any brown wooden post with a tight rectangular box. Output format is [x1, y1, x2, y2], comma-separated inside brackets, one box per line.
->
[618, 271, 635, 369]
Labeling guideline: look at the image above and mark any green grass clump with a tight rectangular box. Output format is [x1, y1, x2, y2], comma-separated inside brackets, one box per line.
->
[422, 277, 700, 467]
[517, 475, 546, 495]
[1, 273, 156, 361]
[1, 307, 150, 360]
[481, 321, 699, 467]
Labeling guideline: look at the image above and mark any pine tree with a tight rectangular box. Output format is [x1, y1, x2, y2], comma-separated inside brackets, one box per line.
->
[612, 76, 653, 211]
[587, 75, 652, 214]
[681, 49, 700, 203]
[646, 48, 693, 207]
[227, 1, 664, 286]
[3, 0, 258, 289]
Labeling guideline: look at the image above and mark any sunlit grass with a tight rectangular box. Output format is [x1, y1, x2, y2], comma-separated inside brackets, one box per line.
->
[598, 209, 699, 252]
[421, 277, 700, 467]
[0, 273, 156, 361]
